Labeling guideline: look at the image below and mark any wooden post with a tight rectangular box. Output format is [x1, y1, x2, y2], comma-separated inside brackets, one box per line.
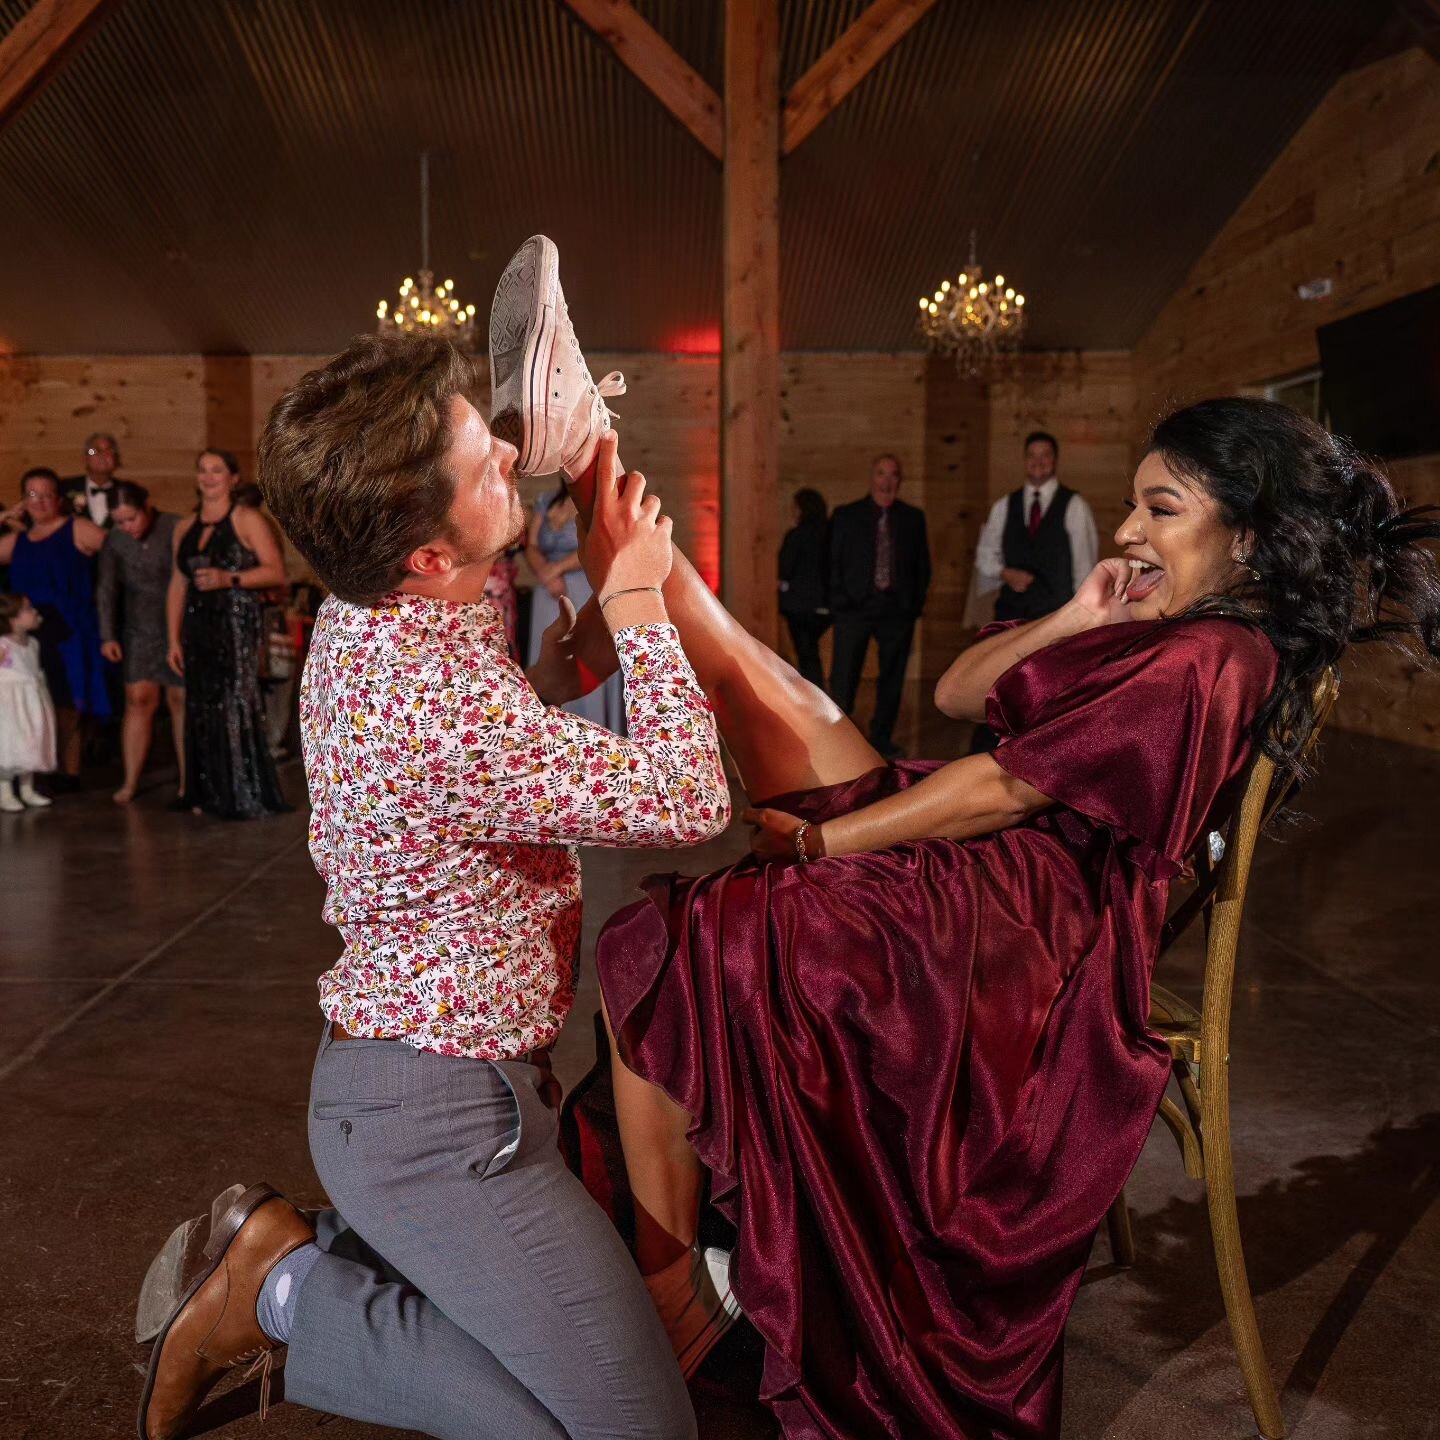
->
[722, 0, 781, 641]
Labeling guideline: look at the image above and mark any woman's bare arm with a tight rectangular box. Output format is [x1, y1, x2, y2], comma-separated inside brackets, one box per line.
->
[934, 561, 1136, 721]
[229, 507, 289, 588]
[934, 610, 1089, 722]
[748, 752, 1051, 860]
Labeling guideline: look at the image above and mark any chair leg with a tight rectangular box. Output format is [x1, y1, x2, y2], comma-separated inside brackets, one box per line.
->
[1106, 1190, 1136, 1267]
[1203, 1100, 1286, 1439]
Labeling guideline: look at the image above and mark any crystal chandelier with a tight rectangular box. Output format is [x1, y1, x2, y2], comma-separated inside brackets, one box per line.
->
[376, 152, 477, 346]
[917, 229, 1026, 376]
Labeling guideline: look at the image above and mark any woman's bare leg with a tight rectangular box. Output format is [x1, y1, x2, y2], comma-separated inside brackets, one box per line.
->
[602, 1000, 703, 1275]
[569, 442, 884, 800]
[166, 685, 186, 795]
[115, 681, 159, 803]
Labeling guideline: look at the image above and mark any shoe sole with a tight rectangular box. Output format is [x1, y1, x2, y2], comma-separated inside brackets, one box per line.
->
[136, 1182, 279, 1440]
[677, 1247, 744, 1380]
[135, 1184, 251, 1344]
[490, 235, 559, 475]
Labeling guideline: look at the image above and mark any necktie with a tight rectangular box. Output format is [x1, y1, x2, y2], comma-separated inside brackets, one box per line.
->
[874, 508, 893, 592]
[1028, 492, 1043, 536]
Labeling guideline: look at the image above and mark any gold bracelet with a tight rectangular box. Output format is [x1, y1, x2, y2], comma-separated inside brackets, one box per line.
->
[599, 585, 663, 611]
[794, 820, 812, 864]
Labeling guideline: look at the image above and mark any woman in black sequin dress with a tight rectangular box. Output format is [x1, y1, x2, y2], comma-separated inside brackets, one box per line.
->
[166, 449, 292, 819]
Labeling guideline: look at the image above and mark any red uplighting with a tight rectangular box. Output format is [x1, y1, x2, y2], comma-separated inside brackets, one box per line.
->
[663, 323, 721, 355]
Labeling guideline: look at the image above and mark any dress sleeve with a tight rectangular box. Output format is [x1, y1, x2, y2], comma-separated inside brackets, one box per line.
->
[987, 619, 1277, 879]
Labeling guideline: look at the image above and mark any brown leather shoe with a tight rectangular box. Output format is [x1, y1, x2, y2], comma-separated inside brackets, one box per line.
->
[137, 1183, 315, 1440]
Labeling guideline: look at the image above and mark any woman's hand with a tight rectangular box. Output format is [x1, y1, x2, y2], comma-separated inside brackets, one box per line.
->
[101, 641, 123, 664]
[744, 807, 819, 863]
[191, 566, 230, 593]
[1068, 559, 1137, 628]
[525, 596, 585, 706]
[167, 639, 185, 676]
[545, 574, 568, 600]
[584, 433, 673, 600]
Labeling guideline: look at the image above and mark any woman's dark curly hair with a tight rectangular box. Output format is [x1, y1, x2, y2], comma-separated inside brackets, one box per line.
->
[1145, 397, 1440, 780]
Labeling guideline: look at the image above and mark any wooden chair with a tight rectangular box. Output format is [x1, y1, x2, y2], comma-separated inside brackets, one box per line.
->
[1104, 671, 1340, 1440]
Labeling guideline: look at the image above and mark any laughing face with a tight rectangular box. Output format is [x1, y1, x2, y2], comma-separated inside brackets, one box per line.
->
[1114, 452, 1250, 620]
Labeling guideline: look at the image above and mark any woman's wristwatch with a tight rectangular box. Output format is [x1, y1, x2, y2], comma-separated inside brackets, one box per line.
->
[229, 573, 241, 589]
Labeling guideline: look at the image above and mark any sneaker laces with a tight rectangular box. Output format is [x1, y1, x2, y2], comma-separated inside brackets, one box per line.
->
[596, 370, 626, 401]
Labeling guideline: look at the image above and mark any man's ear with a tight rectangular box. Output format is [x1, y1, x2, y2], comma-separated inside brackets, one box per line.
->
[405, 540, 454, 580]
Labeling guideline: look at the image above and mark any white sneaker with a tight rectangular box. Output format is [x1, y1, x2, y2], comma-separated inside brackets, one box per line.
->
[0, 782, 22, 814]
[489, 234, 626, 479]
[17, 776, 51, 807]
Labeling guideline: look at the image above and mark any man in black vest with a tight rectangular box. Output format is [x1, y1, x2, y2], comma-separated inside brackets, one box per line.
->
[828, 453, 930, 758]
[968, 431, 1098, 752]
[975, 431, 1097, 623]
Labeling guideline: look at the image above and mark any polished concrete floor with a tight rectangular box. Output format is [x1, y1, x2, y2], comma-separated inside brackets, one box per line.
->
[2, 721, 1438, 1440]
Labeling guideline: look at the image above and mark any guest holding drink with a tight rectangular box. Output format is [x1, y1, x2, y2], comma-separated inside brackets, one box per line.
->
[167, 449, 290, 819]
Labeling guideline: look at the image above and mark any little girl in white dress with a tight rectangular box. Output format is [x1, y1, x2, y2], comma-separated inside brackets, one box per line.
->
[0, 593, 57, 811]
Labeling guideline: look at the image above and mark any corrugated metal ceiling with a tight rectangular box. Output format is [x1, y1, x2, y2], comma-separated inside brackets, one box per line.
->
[0, 0, 1391, 355]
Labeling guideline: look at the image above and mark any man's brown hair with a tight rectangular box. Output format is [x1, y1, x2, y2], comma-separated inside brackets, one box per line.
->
[258, 334, 481, 604]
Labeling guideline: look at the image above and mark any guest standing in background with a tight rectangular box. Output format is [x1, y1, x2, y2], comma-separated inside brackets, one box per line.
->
[974, 431, 1098, 623]
[525, 489, 623, 731]
[778, 487, 831, 690]
[167, 449, 290, 819]
[0, 592, 57, 812]
[970, 431, 1098, 752]
[483, 543, 523, 662]
[235, 481, 301, 759]
[97, 481, 185, 805]
[0, 468, 109, 786]
[828, 454, 930, 759]
[62, 431, 123, 529]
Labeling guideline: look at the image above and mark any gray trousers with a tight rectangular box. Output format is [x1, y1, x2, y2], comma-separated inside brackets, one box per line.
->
[285, 1026, 696, 1440]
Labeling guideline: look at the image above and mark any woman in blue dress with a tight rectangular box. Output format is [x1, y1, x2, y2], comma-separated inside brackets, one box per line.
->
[0, 467, 110, 782]
[525, 489, 624, 731]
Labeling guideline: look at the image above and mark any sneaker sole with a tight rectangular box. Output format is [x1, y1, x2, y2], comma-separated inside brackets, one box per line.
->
[135, 1182, 279, 1440]
[490, 235, 559, 475]
[677, 1247, 744, 1380]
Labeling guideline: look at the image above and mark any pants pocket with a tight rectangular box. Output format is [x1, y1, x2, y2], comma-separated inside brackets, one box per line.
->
[445, 1062, 527, 1180]
[311, 1099, 404, 1119]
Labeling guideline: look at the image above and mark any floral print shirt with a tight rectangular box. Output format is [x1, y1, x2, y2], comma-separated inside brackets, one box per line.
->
[301, 591, 729, 1059]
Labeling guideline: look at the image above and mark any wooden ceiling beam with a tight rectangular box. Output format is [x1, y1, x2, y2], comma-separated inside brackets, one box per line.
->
[561, 0, 723, 160]
[782, 0, 938, 155]
[0, 0, 120, 132]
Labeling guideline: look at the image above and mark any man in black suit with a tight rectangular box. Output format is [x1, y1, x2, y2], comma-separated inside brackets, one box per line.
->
[62, 431, 122, 528]
[827, 453, 930, 758]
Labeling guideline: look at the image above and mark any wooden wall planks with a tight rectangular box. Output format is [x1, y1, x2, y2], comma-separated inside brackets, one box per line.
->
[1135, 45, 1440, 750]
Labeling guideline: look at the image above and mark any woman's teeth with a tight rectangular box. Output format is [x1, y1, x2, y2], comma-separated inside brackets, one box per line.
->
[1123, 559, 1165, 601]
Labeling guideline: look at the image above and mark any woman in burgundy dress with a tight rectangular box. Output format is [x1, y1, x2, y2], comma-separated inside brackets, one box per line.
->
[563, 400, 1440, 1439]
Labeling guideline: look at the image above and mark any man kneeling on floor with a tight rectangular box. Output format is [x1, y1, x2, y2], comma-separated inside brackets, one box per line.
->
[136, 334, 729, 1440]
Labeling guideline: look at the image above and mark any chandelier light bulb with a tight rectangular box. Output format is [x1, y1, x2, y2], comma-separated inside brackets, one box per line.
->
[1016, 295, 1025, 306]
[995, 275, 1004, 286]
[466, 304, 475, 316]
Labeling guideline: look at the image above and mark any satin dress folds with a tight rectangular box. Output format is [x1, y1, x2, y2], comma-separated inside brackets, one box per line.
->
[576, 617, 1278, 1439]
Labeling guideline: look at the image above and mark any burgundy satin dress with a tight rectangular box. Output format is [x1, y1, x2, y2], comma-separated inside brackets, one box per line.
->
[573, 617, 1278, 1438]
